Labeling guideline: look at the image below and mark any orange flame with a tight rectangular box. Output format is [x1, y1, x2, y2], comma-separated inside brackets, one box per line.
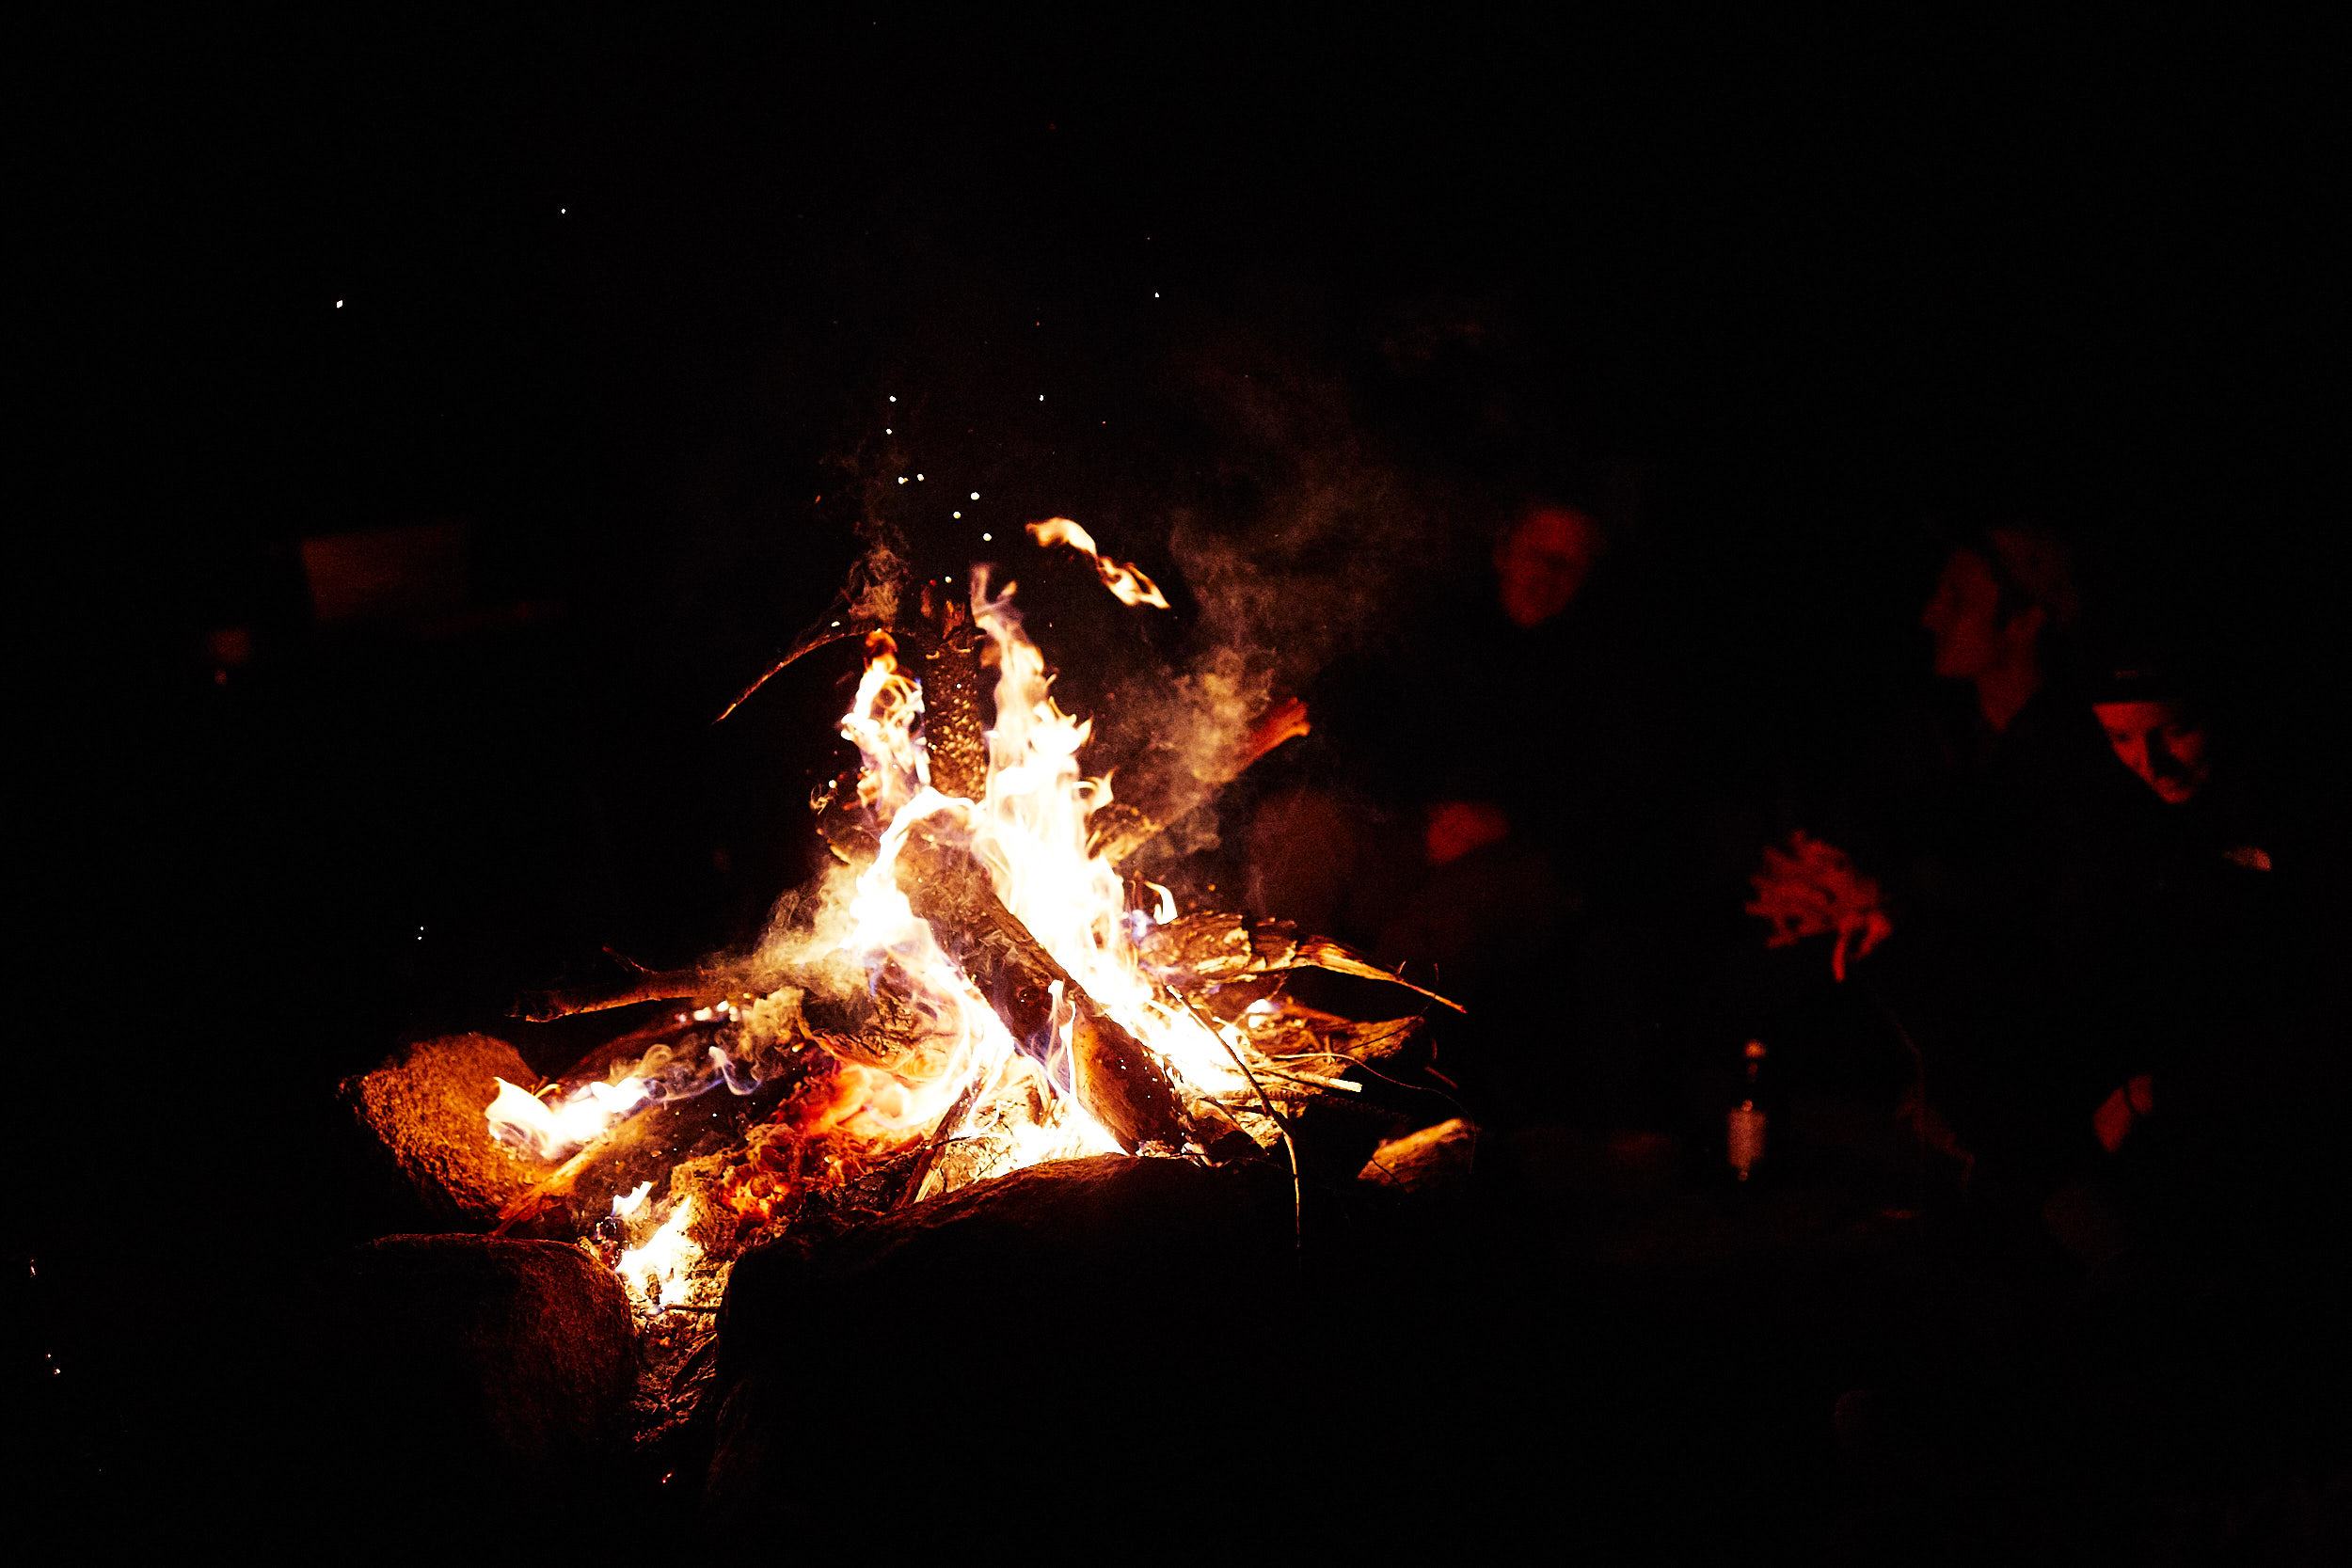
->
[1025, 517, 1171, 609]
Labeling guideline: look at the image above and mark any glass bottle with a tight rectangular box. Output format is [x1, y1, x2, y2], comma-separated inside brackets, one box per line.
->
[1727, 1039, 1769, 1182]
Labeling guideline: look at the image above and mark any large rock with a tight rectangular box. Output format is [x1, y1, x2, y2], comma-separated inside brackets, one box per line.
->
[294, 1234, 640, 1543]
[341, 1033, 552, 1224]
[700, 1153, 1293, 1546]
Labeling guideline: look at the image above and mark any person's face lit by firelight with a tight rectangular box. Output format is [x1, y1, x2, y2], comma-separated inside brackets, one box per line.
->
[2093, 700, 2213, 805]
[1496, 506, 1604, 628]
[1921, 547, 2034, 679]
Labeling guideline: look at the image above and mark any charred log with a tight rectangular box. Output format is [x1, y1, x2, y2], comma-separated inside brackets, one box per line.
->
[890, 1062, 990, 1208]
[918, 626, 991, 802]
[809, 769, 881, 863]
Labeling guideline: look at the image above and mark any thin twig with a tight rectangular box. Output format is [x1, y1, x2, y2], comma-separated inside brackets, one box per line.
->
[895, 1062, 991, 1208]
[1250, 1066, 1361, 1093]
[1171, 989, 1300, 1255]
[668, 1332, 722, 1398]
[713, 626, 860, 723]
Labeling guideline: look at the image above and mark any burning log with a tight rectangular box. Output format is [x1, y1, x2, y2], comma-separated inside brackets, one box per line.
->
[892, 823, 1197, 1153]
[497, 1075, 770, 1235]
[917, 624, 990, 801]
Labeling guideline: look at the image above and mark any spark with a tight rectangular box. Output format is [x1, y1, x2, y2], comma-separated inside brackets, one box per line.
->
[916, 473, 924, 481]
[971, 492, 980, 499]
[981, 532, 992, 541]
[335, 300, 343, 308]
[888, 395, 897, 402]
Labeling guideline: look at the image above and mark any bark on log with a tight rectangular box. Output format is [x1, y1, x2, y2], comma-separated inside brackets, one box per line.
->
[893, 825, 1193, 1152]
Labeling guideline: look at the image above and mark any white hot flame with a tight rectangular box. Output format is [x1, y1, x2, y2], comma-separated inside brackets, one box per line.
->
[619, 1195, 702, 1310]
[485, 1075, 649, 1161]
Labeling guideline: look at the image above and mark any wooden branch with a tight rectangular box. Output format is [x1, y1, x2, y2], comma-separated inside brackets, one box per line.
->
[512, 966, 747, 1024]
[1087, 697, 1311, 865]
[713, 622, 862, 724]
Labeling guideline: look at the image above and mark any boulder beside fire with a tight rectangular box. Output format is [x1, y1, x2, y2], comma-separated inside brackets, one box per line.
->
[291, 1234, 639, 1547]
[699, 1152, 1295, 1547]
[341, 1033, 555, 1225]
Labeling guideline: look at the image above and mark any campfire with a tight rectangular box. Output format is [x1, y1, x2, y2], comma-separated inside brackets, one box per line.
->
[346, 519, 1465, 1402]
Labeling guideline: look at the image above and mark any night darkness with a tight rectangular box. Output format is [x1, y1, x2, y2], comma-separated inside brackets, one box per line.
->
[23, 16, 2345, 1553]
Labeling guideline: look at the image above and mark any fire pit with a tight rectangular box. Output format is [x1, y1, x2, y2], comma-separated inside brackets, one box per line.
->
[330, 523, 1469, 1533]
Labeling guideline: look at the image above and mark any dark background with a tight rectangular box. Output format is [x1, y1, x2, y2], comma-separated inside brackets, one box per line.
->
[20, 13, 2339, 1520]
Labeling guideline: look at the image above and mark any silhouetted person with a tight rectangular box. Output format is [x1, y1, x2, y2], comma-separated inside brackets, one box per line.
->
[1745, 522, 2136, 1213]
[1262, 500, 1688, 1124]
[2058, 657, 2328, 1275]
[1817, 636, 2346, 1556]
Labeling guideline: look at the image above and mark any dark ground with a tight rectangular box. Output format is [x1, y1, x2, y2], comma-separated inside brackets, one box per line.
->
[17, 16, 2345, 1557]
